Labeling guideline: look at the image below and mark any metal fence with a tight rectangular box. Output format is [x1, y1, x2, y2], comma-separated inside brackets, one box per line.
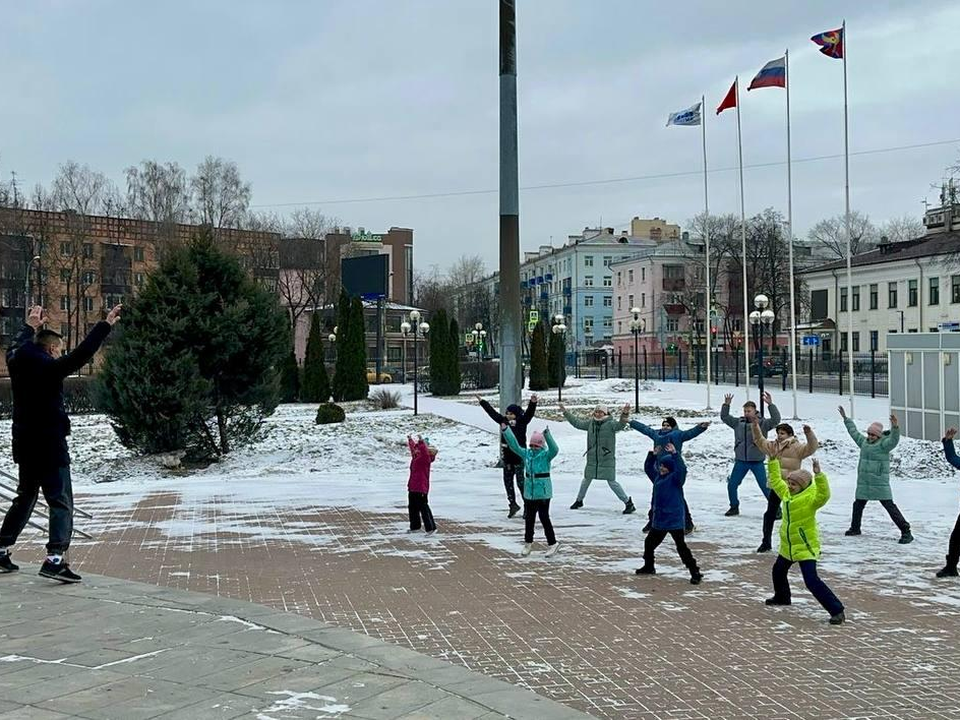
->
[572, 348, 889, 398]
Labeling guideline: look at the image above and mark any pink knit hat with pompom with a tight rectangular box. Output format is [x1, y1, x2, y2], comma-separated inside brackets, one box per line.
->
[529, 431, 545, 448]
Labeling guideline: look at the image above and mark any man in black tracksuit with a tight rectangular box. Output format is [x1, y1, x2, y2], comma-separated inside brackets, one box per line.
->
[477, 394, 538, 517]
[0, 304, 121, 583]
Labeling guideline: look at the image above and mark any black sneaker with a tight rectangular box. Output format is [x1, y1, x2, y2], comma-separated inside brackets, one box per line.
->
[844, 528, 861, 536]
[684, 524, 696, 536]
[623, 498, 636, 515]
[635, 564, 656, 575]
[829, 611, 846, 625]
[724, 506, 739, 517]
[690, 570, 703, 585]
[765, 596, 791, 606]
[508, 503, 521, 518]
[756, 541, 772, 553]
[39, 560, 81, 584]
[570, 500, 583, 510]
[0, 554, 18, 573]
[899, 531, 914, 545]
[936, 565, 959, 578]
[641, 522, 651, 534]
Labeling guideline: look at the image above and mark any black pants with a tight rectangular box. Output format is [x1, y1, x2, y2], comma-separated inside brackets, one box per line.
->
[0, 464, 73, 554]
[761, 491, 782, 545]
[524, 499, 556, 545]
[408, 492, 436, 532]
[648, 500, 694, 530]
[772, 555, 844, 616]
[503, 463, 524, 505]
[850, 499, 910, 533]
[644, 528, 698, 569]
[946, 512, 960, 568]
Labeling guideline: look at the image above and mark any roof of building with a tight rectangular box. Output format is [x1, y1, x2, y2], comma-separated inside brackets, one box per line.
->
[801, 232, 960, 274]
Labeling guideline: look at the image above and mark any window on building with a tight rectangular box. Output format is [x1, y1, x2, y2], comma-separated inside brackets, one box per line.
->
[618, 321, 622, 334]
[641, 292, 646, 308]
[908, 279, 918, 307]
[908, 328, 918, 333]
[134, 246, 145, 262]
[584, 256, 594, 267]
[585, 295, 594, 307]
[60, 242, 73, 257]
[135, 272, 144, 286]
[60, 296, 70, 311]
[930, 277, 939, 305]
[60, 269, 71, 283]
[952, 275, 960, 303]
[617, 296, 622, 310]
[852, 286, 860, 311]
[83, 296, 94, 312]
[584, 317, 594, 334]
[82, 271, 95, 285]
[617, 271, 622, 286]
[840, 287, 848, 312]
[870, 330, 878, 351]
[82, 243, 94, 259]
[584, 275, 594, 287]
[603, 276, 612, 287]
[603, 256, 612, 267]
[628, 269, 634, 283]
[641, 267, 646, 282]
[603, 317, 612, 328]
[869, 283, 878, 310]
[841, 333, 848, 352]
[666, 318, 679, 332]
[852, 331, 860, 352]
[888, 282, 898, 309]
[664, 265, 684, 279]
[603, 296, 612, 307]
[628, 294, 634, 308]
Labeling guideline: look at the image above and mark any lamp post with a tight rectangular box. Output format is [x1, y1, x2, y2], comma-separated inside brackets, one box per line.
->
[629, 307, 643, 409]
[749, 294, 776, 417]
[551, 313, 566, 401]
[400, 321, 410, 384]
[403, 310, 430, 415]
[472, 322, 485, 389]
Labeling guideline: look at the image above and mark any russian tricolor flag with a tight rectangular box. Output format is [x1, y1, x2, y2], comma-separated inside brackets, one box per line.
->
[748, 56, 786, 90]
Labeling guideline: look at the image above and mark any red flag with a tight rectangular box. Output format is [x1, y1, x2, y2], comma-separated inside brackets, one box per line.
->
[811, 27, 844, 59]
[716, 80, 737, 115]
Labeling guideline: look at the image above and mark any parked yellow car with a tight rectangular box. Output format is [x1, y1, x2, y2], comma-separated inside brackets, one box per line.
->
[367, 370, 393, 383]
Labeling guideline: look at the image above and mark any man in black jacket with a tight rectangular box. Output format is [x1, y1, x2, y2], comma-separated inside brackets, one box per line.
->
[0, 304, 121, 582]
[477, 394, 537, 517]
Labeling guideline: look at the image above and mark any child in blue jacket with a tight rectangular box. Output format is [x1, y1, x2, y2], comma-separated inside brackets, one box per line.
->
[939, 428, 960, 578]
[635, 444, 703, 584]
[502, 424, 560, 558]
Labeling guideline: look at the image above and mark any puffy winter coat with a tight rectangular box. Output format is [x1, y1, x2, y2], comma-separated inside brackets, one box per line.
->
[480, 398, 537, 465]
[628, 421, 707, 462]
[643, 451, 686, 531]
[944, 438, 960, 471]
[844, 417, 899, 501]
[562, 409, 628, 481]
[502, 426, 558, 500]
[767, 458, 830, 562]
[407, 438, 434, 493]
[751, 422, 818, 473]
[721, 402, 780, 462]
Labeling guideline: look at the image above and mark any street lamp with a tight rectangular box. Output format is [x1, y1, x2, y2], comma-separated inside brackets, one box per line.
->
[399, 320, 411, 384]
[551, 314, 567, 401]
[472, 322, 486, 390]
[403, 310, 430, 415]
[749, 294, 776, 416]
[629, 307, 643, 409]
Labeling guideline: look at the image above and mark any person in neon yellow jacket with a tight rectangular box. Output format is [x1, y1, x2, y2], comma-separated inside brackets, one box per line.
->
[764, 457, 846, 625]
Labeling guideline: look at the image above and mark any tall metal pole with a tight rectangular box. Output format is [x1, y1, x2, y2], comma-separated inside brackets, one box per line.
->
[633, 329, 639, 409]
[499, 0, 522, 411]
[785, 49, 799, 419]
[413, 334, 419, 416]
[841, 19, 855, 418]
[735, 77, 751, 392]
[758, 321, 766, 416]
[701, 94, 712, 410]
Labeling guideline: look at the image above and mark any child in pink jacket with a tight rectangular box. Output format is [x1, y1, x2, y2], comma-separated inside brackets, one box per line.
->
[407, 435, 438, 534]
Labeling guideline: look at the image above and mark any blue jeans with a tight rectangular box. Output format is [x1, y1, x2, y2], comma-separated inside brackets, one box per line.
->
[772, 556, 844, 617]
[727, 460, 769, 508]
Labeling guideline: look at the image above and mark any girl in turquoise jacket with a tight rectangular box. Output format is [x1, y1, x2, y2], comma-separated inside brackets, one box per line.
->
[765, 457, 845, 625]
[502, 425, 560, 557]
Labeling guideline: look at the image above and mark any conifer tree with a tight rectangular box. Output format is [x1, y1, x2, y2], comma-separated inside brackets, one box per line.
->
[447, 318, 462, 395]
[301, 312, 331, 402]
[529, 321, 550, 391]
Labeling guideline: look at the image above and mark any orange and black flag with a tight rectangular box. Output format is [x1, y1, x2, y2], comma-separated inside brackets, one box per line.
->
[811, 27, 844, 59]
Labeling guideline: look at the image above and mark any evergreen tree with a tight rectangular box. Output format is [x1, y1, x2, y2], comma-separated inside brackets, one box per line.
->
[280, 350, 301, 402]
[301, 312, 331, 403]
[529, 321, 550, 391]
[339, 295, 369, 400]
[97, 229, 288, 460]
[547, 328, 567, 389]
[429, 309, 450, 395]
[331, 289, 352, 402]
[447, 318, 462, 395]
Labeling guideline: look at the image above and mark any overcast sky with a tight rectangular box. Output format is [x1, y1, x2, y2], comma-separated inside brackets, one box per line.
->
[3, 1, 958, 275]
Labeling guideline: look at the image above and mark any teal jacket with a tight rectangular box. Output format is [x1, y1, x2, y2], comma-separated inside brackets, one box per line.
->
[562, 410, 628, 481]
[844, 418, 899, 501]
[502, 427, 559, 500]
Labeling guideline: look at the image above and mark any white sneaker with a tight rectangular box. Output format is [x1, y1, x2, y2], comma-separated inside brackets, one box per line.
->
[425, 529, 436, 536]
[521, 543, 534, 556]
[545, 542, 560, 558]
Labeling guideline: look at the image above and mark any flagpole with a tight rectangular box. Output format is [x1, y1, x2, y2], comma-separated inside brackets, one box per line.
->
[785, 49, 799, 419]
[841, 19, 855, 418]
[702, 95, 712, 411]
[735, 76, 751, 394]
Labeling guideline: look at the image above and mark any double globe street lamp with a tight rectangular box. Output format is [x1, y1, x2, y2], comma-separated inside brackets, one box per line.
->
[471, 322, 487, 390]
[401, 310, 430, 415]
[551, 314, 566, 401]
[628, 307, 645, 410]
[748, 294, 776, 417]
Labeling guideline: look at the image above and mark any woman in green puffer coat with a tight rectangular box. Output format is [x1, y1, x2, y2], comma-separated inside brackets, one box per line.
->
[559, 402, 635, 514]
[765, 457, 845, 625]
[839, 408, 912, 544]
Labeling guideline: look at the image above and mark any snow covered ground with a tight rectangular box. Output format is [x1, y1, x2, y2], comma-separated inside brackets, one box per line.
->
[3, 377, 959, 609]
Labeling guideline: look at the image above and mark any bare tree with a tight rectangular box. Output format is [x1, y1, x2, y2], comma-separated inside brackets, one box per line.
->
[878, 214, 924, 243]
[285, 207, 336, 239]
[447, 255, 486, 289]
[807, 211, 877, 259]
[50, 161, 114, 215]
[190, 156, 251, 229]
[125, 160, 190, 224]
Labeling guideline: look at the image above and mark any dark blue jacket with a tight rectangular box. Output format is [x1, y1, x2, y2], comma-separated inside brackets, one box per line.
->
[8, 322, 112, 467]
[643, 451, 687, 531]
[945, 438, 960, 471]
[629, 420, 707, 462]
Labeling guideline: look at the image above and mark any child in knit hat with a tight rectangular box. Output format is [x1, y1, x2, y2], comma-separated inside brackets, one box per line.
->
[838, 407, 912, 544]
[501, 424, 560, 557]
[407, 435, 438, 535]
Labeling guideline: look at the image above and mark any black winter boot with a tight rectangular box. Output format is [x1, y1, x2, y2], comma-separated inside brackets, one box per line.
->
[724, 506, 739, 517]
[689, 567, 703, 585]
[0, 553, 18, 573]
[508, 502, 521, 518]
[936, 557, 958, 578]
[765, 596, 791, 606]
[623, 498, 636, 515]
[570, 499, 583, 510]
[635, 562, 656, 575]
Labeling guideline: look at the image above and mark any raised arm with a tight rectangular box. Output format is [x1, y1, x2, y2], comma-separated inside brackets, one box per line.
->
[678, 422, 709, 443]
[501, 425, 524, 457]
[51, 321, 112, 378]
[760, 403, 781, 432]
[813, 469, 831, 510]
[720, 402, 737, 429]
[843, 417, 866, 448]
[544, 427, 559, 460]
[523, 395, 538, 423]
[751, 420, 776, 457]
[628, 420, 659, 442]
[799, 425, 819, 458]
[944, 434, 960, 470]
[407, 436, 417, 455]
[613, 405, 630, 432]
[5, 324, 36, 367]
[478, 398, 506, 425]
[643, 452, 657, 482]
[765, 458, 789, 501]
[879, 420, 900, 452]
[562, 409, 590, 431]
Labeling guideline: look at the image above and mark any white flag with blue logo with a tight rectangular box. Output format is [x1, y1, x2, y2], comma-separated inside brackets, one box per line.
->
[666, 102, 702, 127]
